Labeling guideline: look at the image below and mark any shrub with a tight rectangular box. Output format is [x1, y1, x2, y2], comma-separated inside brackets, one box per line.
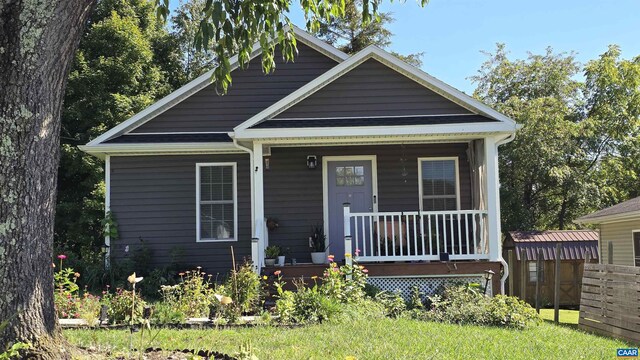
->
[407, 285, 425, 310]
[77, 292, 102, 326]
[424, 284, 540, 329]
[374, 291, 407, 318]
[276, 279, 341, 324]
[102, 287, 146, 324]
[225, 261, 261, 315]
[151, 301, 187, 324]
[176, 267, 216, 317]
[54, 268, 81, 318]
[321, 256, 368, 304]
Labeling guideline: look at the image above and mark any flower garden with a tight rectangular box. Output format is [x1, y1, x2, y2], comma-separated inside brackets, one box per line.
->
[52, 253, 629, 359]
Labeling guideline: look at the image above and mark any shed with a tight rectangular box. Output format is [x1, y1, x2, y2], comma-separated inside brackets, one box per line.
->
[503, 230, 599, 308]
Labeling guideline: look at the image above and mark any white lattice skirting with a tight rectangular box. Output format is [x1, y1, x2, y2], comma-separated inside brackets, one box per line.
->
[367, 275, 491, 300]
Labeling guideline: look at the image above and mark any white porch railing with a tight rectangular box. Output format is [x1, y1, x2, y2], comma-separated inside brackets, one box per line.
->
[344, 205, 489, 262]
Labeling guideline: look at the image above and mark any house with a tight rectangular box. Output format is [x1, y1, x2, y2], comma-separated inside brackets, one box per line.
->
[80, 27, 519, 296]
[575, 196, 640, 266]
[503, 230, 599, 307]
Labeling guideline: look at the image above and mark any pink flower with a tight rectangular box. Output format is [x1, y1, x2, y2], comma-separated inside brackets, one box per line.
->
[328, 255, 335, 262]
[57, 254, 67, 260]
[274, 270, 281, 276]
[362, 269, 369, 273]
[355, 248, 361, 256]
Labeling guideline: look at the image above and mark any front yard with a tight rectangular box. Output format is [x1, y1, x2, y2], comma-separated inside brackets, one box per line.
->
[65, 316, 627, 359]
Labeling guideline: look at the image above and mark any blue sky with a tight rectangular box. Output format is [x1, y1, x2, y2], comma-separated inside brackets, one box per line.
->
[286, 0, 640, 94]
[170, 0, 640, 94]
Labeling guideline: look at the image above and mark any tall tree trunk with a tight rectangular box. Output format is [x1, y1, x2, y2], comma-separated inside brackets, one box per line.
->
[0, 1, 94, 357]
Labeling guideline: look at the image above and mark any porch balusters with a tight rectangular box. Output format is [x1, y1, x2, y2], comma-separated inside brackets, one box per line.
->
[345, 210, 489, 262]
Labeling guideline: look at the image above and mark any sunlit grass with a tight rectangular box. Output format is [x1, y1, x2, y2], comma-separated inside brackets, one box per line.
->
[65, 316, 627, 359]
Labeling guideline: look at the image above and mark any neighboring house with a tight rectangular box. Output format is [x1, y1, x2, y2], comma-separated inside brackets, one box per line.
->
[575, 196, 640, 266]
[80, 27, 519, 295]
[503, 230, 599, 307]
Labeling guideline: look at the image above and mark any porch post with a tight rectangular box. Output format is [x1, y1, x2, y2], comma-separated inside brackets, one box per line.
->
[252, 142, 265, 273]
[343, 203, 353, 276]
[104, 155, 111, 270]
[484, 136, 501, 262]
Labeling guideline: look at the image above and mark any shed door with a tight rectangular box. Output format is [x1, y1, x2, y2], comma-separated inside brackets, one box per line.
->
[327, 160, 374, 261]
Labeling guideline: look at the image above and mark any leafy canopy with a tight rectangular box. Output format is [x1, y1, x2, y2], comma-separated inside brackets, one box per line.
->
[472, 44, 640, 231]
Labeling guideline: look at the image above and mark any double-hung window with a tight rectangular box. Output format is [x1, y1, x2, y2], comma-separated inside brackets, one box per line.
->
[418, 158, 460, 211]
[196, 163, 237, 242]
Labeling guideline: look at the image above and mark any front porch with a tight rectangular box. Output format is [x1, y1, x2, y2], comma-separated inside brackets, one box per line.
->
[248, 138, 508, 293]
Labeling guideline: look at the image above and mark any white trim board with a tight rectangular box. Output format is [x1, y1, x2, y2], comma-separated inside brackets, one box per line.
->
[322, 155, 379, 255]
[234, 45, 519, 134]
[85, 26, 348, 147]
[195, 162, 239, 243]
[632, 229, 640, 267]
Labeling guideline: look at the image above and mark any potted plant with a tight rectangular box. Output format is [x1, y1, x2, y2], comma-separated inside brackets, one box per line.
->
[309, 224, 328, 264]
[264, 245, 280, 267]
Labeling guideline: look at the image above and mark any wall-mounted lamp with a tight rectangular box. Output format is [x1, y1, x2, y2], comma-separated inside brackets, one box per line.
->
[307, 155, 317, 169]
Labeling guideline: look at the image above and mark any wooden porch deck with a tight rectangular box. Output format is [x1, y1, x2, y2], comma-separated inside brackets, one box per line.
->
[263, 260, 502, 294]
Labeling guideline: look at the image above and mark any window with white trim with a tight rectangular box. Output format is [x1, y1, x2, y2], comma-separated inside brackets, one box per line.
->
[197, 163, 237, 242]
[419, 158, 459, 211]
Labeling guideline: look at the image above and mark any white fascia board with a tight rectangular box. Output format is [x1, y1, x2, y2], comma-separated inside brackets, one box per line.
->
[79, 143, 242, 158]
[234, 122, 516, 140]
[87, 27, 346, 146]
[234, 45, 518, 133]
[291, 25, 348, 62]
[574, 211, 640, 225]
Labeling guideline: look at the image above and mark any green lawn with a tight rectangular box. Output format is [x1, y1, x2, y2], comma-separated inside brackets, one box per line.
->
[539, 309, 580, 325]
[65, 316, 628, 359]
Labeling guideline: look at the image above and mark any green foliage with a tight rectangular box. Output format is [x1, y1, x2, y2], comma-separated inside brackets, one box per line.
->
[373, 291, 406, 318]
[309, 224, 328, 252]
[424, 284, 540, 329]
[321, 258, 368, 303]
[313, 0, 423, 66]
[160, 268, 216, 318]
[406, 285, 425, 310]
[56, 0, 184, 265]
[103, 287, 147, 324]
[151, 301, 187, 324]
[54, 268, 81, 318]
[0, 342, 31, 360]
[264, 245, 281, 258]
[171, 0, 217, 81]
[225, 261, 262, 315]
[276, 280, 341, 324]
[472, 44, 640, 230]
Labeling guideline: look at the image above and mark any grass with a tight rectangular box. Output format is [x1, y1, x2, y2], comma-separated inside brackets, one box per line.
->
[539, 309, 580, 325]
[65, 316, 628, 359]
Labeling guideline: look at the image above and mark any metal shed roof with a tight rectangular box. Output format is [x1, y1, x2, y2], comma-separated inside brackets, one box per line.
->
[507, 230, 599, 261]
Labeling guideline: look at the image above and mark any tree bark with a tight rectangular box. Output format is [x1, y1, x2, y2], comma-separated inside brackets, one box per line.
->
[0, 0, 94, 357]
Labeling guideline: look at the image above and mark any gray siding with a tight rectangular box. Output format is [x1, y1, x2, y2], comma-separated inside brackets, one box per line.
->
[264, 143, 473, 262]
[109, 154, 251, 276]
[274, 59, 472, 120]
[132, 44, 338, 133]
[599, 219, 640, 266]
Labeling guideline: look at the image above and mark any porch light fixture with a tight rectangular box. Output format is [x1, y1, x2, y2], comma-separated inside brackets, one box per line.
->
[483, 269, 495, 295]
[100, 244, 110, 254]
[307, 155, 317, 169]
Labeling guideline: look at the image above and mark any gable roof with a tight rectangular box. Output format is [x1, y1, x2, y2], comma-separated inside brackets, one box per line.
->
[233, 45, 518, 137]
[84, 26, 348, 147]
[575, 196, 640, 224]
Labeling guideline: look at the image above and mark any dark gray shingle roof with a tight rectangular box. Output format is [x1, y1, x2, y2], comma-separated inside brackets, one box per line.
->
[576, 196, 640, 223]
[104, 133, 232, 144]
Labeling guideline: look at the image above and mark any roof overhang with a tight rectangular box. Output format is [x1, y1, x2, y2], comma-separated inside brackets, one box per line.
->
[78, 143, 243, 159]
[82, 26, 348, 150]
[233, 122, 518, 141]
[574, 210, 640, 225]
